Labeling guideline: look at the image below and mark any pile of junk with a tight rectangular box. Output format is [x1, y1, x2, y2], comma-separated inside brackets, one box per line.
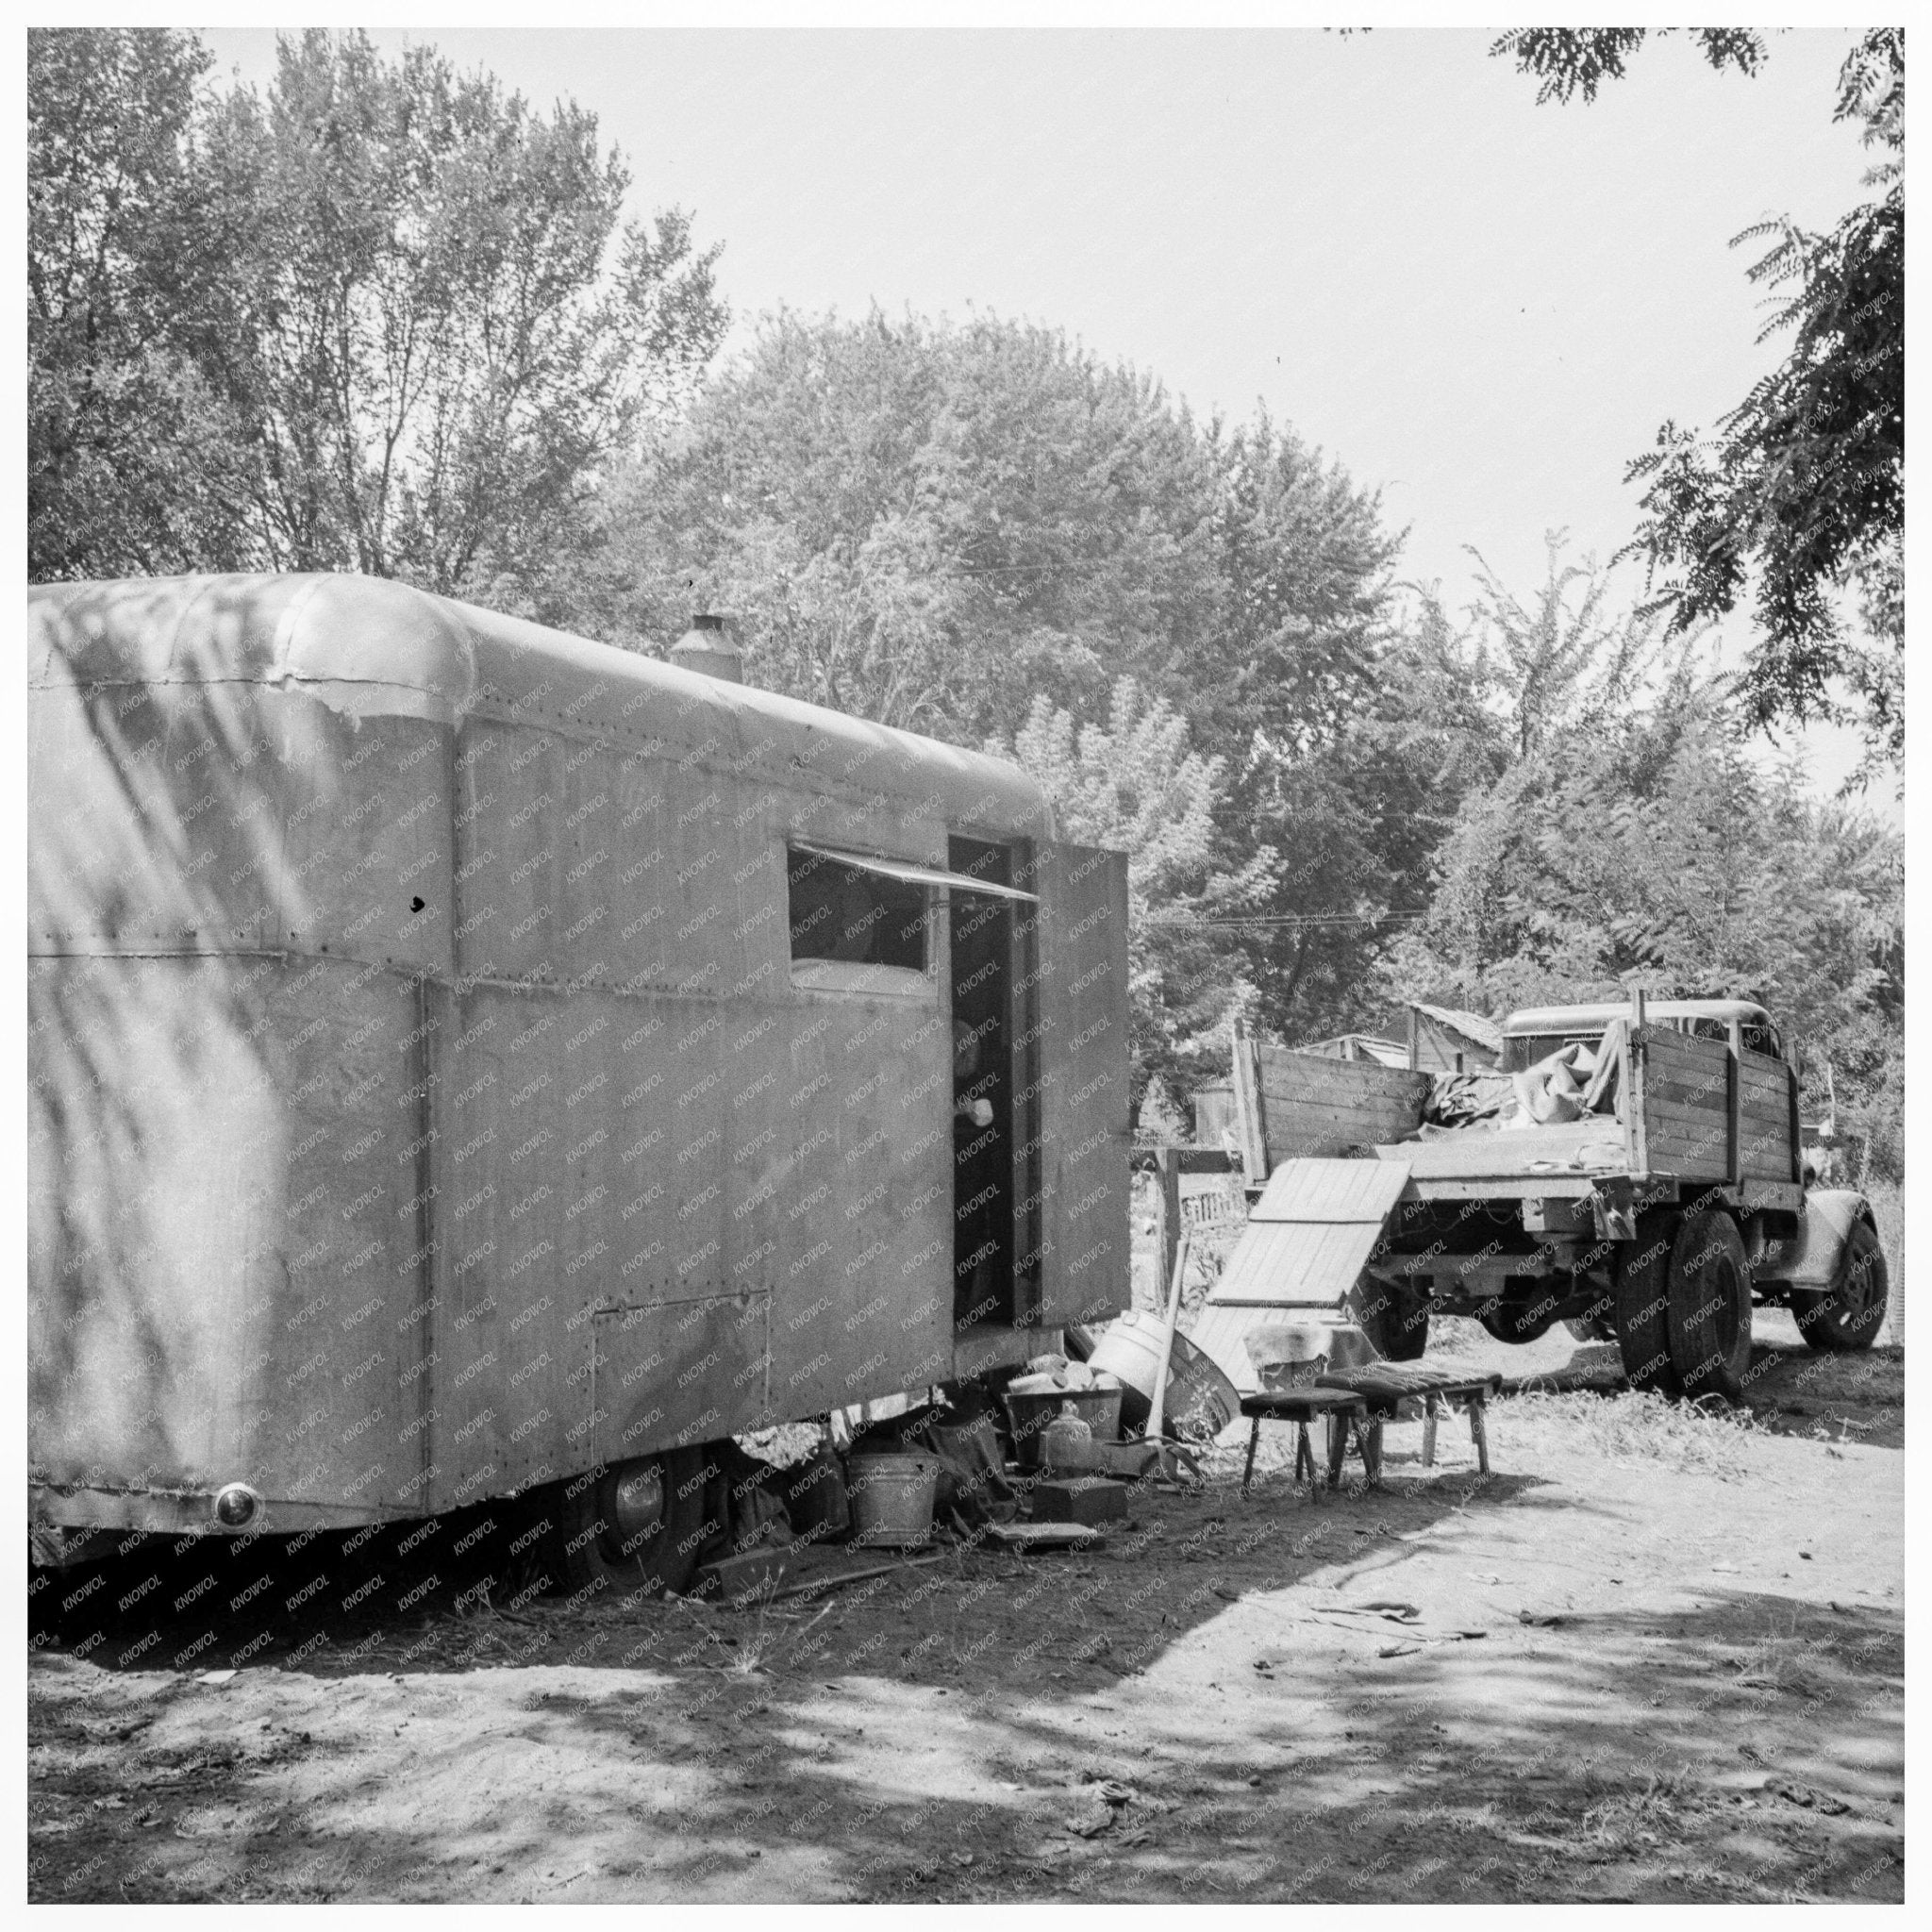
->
[1414, 1019, 1625, 1137]
[692, 1316, 1245, 1606]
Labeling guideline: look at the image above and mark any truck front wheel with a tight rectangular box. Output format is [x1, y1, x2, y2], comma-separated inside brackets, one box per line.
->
[1791, 1216, 1887, 1354]
[1666, 1208, 1754, 1401]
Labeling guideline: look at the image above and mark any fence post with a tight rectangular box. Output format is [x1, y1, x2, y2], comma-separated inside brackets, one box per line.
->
[1158, 1146, 1181, 1315]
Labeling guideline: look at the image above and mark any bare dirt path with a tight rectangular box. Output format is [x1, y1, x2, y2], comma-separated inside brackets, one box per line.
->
[28, 1334, 1903, 1904]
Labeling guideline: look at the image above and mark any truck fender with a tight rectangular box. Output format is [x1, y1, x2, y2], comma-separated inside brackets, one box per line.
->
[1759, 1190, 1873, 1289]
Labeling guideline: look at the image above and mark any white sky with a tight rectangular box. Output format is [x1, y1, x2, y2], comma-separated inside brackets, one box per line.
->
[197, 25, 1883, 790]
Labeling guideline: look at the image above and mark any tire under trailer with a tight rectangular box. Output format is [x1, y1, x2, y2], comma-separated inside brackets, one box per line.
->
[547, 1444, 712, 1601]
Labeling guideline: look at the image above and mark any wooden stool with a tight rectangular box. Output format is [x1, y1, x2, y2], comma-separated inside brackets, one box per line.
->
[1318, 1370, 1501, 1477]
[1238, 1389, 1372, 1499]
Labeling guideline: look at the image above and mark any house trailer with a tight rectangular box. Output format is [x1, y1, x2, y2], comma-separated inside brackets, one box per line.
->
[28, 574, 1130, 1589]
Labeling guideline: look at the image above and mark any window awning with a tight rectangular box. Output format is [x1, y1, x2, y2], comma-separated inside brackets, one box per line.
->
[791, 841, 1040, 905]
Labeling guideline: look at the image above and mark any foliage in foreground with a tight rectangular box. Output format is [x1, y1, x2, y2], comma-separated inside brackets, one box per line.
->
[28, 27, 724, 598]
[1494, 27, 1905, 771]
[28, 28, 1906, 1156]
[575, 308, 1488, 1080]
[1382, 544, 1903, 1176]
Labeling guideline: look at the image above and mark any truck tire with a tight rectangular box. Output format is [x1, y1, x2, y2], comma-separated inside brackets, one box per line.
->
[548, 1445, 710, 1602]
[1613, 1215, 1680, 1395]
[1478, 1303, 1560, 1345]
[1347, 1274, 1429, 1360]
[1791, 1215, 1888, 1353]
[1665, 1208, 1754, 1401]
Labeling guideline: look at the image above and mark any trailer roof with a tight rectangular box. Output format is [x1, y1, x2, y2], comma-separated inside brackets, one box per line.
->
[28, 573, 1054, 840]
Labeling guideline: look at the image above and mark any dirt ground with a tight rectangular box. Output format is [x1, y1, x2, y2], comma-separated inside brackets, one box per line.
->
[28, 1317, 1903, 1905]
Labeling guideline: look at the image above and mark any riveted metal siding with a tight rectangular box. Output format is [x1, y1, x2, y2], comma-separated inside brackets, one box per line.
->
[29, 573, 1069, 1532]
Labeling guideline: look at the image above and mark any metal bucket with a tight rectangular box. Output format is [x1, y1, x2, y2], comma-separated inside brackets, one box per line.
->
[845, 1451, 940, 1547]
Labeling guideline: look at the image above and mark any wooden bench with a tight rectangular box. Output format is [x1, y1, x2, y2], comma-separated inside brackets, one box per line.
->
[1317, 1368, 1502, 1476]
[1238, 1388, 1372, 1498]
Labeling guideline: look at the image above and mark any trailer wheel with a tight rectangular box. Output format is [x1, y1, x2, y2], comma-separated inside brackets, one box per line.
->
[549, 1445, 709, 1603]
[1791, 1215, 1887, 1353]
[1612, 1215, 1680, 1395]
[1665, 1208, 1754, 1401]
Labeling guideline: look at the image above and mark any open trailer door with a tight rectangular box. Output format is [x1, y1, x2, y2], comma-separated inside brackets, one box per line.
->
[1026, 840, 1131, 1331]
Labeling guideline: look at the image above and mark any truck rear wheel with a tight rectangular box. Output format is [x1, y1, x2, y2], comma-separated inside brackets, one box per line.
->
[1613, 1215, 1680, 1395]
[1791, 1216, 1887, 1353]
[1665, 1208, 1753, 1401]
[548, 1445, 710, 1602]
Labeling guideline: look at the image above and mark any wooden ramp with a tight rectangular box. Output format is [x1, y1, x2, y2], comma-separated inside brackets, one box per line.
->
[1189, 1158, 1411, 1393]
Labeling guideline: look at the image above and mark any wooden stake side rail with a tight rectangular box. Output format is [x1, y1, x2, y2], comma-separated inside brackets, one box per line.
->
[1207, 1009, 1807, 1309]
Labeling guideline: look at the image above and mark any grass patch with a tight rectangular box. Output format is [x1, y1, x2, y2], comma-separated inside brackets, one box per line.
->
[1496, 1387, 1761, 1479]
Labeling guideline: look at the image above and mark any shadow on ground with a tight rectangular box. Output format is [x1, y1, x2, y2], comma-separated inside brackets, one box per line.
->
[28, 1423, 1905, 1903]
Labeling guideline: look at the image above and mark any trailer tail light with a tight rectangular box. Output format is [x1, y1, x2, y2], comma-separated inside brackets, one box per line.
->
[213, 1483, 262, 1529]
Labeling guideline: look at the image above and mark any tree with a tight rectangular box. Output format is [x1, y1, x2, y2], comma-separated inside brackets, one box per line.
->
[28, 28, 256, 579]
[1494, 28, 1906, 769]
[27, 27, 727, 599]
[579, 308, 1486, 1051]
[200, 29, 727, 600]
[1194, 418, 1499, 1043]
[1491, 28, 1769, 104]
[577, 308, 1222, 741]
[993, 676, 1278, 1111]
[1386, 552, 1903, 1176]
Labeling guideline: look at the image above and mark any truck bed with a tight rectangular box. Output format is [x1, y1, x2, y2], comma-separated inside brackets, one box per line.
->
[1229, 1023, 1801, 1200]
[1369, 1117, 1628, 1184]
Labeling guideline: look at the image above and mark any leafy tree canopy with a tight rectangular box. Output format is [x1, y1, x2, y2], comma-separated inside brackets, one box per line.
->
[1385, 547, 1903, 1176]
[575, 307, 1486, 1068]
[1492, 27, 1769, 103]
[28, 26, 726, 598]
[576, 308, 1223, 744]
[1494, 28, 1905, 772]
[993, 677, 1279, 1107]
[29, 28, 254, 578]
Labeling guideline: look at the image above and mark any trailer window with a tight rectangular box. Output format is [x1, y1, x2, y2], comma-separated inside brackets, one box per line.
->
[788, 848, 927, 972]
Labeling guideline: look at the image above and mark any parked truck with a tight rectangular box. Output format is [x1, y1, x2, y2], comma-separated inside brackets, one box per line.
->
[28, 574, 1132, 1593]
[1193, 997, 1890, 1402]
